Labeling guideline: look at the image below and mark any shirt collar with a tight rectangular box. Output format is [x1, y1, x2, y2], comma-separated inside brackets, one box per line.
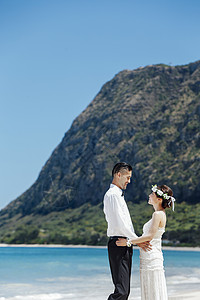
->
[110, 183, 122, 194]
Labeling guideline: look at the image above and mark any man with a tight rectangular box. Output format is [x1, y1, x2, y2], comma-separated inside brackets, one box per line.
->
[103, 162, 150, 300]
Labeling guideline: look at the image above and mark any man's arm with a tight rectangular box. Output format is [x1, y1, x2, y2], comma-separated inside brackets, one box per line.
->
[117, 212, 161, 249]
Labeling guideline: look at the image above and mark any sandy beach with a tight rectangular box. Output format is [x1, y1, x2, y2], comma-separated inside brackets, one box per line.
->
[0, 243, 200, 251]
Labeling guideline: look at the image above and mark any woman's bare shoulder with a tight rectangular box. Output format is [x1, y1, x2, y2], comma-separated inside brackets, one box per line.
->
[152, 211, 166, 219]
[152, 211, 163, 216]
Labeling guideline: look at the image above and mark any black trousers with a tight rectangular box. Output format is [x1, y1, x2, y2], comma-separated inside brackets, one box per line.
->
[107, 237, 133, 300]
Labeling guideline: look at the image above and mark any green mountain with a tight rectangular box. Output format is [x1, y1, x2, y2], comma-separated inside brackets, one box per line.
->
[0, 61, 200, 246]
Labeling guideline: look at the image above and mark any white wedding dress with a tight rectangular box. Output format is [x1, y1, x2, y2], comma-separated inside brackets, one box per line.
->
[139, 218, 168, 300]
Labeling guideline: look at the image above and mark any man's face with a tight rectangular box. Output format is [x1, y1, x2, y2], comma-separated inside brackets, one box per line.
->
[118, 170, 132, 190]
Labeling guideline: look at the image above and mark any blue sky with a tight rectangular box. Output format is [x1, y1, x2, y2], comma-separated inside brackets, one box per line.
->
[0, 0, 200, 209]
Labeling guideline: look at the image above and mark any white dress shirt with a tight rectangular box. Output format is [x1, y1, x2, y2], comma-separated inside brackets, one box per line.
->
[103, 184, 137, 240]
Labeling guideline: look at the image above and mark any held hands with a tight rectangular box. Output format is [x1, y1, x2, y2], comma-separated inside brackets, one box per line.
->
[116, 239, 152, 251]
[136, 242, 152, 252]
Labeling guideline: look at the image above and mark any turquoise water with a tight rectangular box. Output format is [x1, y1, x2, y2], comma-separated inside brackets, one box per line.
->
[0, 247, 199, 300]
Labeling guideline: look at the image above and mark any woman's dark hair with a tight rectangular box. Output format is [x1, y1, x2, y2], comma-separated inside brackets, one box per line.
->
[157, 185, 173, 209]
[112, 162, 132, 177]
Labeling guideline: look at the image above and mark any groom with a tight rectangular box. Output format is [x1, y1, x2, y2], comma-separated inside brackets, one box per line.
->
[103, 162, 150, 300]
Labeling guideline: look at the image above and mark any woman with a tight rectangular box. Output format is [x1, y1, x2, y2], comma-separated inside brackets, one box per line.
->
[116, 184, 175, 300]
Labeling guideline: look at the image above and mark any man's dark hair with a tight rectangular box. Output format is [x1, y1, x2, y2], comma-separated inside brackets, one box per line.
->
[112, 162, 132, 177]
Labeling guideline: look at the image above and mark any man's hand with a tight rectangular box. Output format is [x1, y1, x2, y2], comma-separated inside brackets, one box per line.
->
[116, 238, 127, 246]
[136, 241, 152, 251]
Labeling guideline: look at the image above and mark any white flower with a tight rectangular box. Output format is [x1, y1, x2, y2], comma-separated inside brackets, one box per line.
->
[163, 193, 170, 200]
[157, 189, 163, 196]
[152, 185, 157, 192]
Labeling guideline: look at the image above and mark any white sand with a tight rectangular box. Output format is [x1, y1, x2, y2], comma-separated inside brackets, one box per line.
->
[0, 243, 107, 248]
[0, 243, 200, 251]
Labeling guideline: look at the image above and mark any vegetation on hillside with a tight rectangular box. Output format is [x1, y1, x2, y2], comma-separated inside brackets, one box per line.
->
[0, 202, 199, 247]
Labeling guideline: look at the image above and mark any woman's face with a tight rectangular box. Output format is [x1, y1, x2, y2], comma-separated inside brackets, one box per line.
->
[148, 192, 159, 205]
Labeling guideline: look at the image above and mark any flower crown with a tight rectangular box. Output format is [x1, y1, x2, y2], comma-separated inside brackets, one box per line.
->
[152, 184, 175, 211]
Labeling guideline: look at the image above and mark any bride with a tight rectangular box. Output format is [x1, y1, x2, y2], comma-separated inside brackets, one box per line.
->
[116, 184, 175, 300]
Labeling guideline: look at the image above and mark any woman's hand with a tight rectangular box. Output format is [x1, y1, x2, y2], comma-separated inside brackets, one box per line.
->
[116, 238, 127, 246]
[137, 241, 152, 251]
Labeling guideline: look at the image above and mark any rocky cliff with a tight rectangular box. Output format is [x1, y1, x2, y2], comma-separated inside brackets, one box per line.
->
[1, 61, 200, 221]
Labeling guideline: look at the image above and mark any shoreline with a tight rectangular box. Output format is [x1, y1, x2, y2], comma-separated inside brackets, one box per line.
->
[0, 243, 200, 251]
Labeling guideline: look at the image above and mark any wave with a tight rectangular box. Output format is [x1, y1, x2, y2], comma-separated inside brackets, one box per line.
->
[167, 275, 200, 285]
[0, 293, 74, 300]
[0, 294, 127, 300]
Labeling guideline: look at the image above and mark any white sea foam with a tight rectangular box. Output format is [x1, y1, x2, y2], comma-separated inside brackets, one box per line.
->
[167, 275, 200, 285]
[0, 294, 73, 300]
[0, 289, 140, 300]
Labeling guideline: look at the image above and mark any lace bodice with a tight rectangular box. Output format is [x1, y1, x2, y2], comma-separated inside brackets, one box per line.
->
[140, 218, 165, 267]
[143, 218, 165, 239]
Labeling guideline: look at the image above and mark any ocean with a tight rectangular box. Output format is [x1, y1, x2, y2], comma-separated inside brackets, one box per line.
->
[0, 246, 199, 300]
